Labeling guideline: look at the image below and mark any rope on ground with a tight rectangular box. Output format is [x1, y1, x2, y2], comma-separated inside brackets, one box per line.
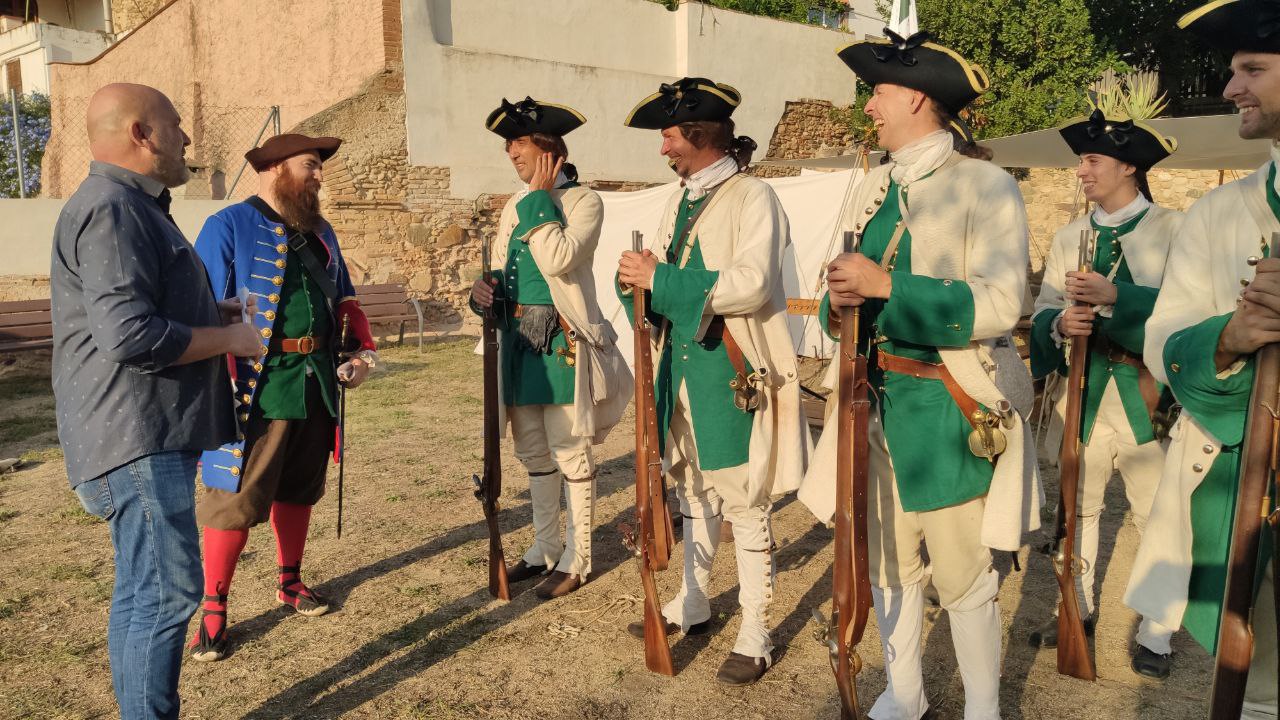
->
[560, 593, 644, 627]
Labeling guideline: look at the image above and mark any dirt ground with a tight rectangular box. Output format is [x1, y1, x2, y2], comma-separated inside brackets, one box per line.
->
[0, 341, 1215, 719]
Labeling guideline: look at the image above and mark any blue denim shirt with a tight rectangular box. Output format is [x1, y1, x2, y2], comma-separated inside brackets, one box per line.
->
[51, 161, 236, 487]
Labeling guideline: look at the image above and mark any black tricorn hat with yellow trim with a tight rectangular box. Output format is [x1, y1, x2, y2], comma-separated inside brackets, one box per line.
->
[1178, 0, 1280, 54]
[1059, 110, 1178, 171]
[624, 77, 741, 130]
[485, 97, 586, 140]
[838, 29, 990, 114]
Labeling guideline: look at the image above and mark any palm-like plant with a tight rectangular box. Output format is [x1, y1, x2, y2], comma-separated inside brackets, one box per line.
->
[1087, 69, 1168, 122]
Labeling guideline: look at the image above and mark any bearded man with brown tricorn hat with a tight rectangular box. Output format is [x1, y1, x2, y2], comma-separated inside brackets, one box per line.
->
[799, 27, 1038, 719]
[1125, 1, 1280, 716]
[187, 133, 379, 662]
[616, 76, 811, 686]
[469, 97, 631, 600]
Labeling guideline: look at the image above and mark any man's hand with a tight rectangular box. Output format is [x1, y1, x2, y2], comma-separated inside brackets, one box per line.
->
[1057, 305, 1095, 338]
[337, 357, 371, 388]
[619, 249, 660, 290]
[225, 322, 264, 358]
[529, 153, 564, 193]
[216, 296, 256, 325]
[1218, 258, 1280, 367]
[1065, 270, 1118, 306]
[471, 277, 498, 308]
[826, 253, 892, 309]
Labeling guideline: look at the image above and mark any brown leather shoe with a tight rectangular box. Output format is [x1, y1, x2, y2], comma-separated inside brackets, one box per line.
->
[533, 570, 582, 599]
[715, 652, 769, 686]
[626, 618, 711, 639]
[506, 560, 548, 583]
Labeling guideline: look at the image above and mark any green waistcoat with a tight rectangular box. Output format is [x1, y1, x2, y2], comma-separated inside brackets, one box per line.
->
[1163, 165, 1280, 653]
[474, 188, 577, 408]
[1029, 210, 1163, 444]
[820, 178, 989, 512]
[255, 247, 336, 420]
[619, 189, 753, 471]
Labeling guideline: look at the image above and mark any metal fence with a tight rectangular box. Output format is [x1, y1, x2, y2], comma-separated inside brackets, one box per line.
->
[42, 96, 281, 200]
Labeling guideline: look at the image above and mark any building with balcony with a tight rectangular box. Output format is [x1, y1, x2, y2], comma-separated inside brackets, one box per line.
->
[0, 0, 113, 96]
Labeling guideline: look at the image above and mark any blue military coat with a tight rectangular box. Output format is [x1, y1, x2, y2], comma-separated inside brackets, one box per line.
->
[194, 199, 357, 492]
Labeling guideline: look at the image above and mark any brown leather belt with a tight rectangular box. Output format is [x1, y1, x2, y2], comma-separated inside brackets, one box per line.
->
[270, 336, 326, 355]
[705, 315, 748, 377]
[877, 350, 984, 429]
[1092, 335, 1160, 421]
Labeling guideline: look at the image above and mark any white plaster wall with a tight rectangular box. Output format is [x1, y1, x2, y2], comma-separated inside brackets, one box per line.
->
[403, 0, 859, 198]
[0, 199, 234, 275]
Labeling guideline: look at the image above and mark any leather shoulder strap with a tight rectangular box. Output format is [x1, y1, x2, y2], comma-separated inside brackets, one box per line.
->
[245, 196, 339, 302]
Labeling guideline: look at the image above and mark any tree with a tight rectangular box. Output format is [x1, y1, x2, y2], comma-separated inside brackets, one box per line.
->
[1081, 0, 1231, 116]
[0, 93, 50, 197]
[914, 0, 1123, 138]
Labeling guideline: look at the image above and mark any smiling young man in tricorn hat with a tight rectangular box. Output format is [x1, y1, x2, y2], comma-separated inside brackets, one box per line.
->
[1125, 2, 1280, 715]
[187, 133, 379, 662]
[1029, 97, 1183, 679]
[799, 28, 1037, 719]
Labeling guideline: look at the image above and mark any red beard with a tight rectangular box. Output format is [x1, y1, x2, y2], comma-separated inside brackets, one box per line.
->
[272, 166, 323, 231]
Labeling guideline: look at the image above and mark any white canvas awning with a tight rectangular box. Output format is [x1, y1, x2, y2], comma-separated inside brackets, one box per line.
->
[763, 114, 1271, 171]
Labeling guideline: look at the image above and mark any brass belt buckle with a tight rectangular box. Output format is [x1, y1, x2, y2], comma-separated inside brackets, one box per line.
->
[296, 336, 315, 355]
[730, 371, 761, 413]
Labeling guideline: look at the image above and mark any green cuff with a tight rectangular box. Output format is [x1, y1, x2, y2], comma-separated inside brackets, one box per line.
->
[513, 190, 565, 241]
[879, 272, 974, 348]
[651, 263, 717, 341]
[1104, 281, 1158, 354]
[819, 292, 839, 341]
[1165, 312, 1254, 446]
[1029, 308, 1067, 379]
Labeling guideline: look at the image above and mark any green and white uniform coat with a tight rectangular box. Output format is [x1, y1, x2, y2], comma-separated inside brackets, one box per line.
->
[622, 172, 811, 506]
[1030, 205, 1182, 449]
[479, 182, 632, 444]
[814, 177, 993, 511]
[800, 154, 1041, 552]
[1127, 159, 1280, 654]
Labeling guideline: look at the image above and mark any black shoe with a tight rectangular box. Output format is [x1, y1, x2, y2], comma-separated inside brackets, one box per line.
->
[1131, 645, 1172, 679]
[1028, 613, 1095, 649]
[715, 652, 769, 686]
[626, 618, 710, 639]
[505, 560, 548, 583]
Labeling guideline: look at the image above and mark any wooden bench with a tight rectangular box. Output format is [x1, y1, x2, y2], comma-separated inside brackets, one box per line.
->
[355, 283, 424, 351]
[0, 299, 53, 352]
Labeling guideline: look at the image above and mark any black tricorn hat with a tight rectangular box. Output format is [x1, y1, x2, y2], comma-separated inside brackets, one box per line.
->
[1178, 0, 1280, 54]
[837, 29, 990, 114]
[245, 134, 341, 172]
[624, 77, 741, 130]
[1059, 110, 1177, 171]
[485, 97, 586, 140]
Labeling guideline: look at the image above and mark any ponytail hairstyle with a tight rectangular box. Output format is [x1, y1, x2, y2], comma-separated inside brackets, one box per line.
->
[1134, 169, 1153, 202]
[509, 132, 579, 182]
[678, 119, 757, 171]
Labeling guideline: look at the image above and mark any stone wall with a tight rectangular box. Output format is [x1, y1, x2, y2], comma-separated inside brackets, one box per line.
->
[0, 276, 49, 301]
[110, 0, 171, 35]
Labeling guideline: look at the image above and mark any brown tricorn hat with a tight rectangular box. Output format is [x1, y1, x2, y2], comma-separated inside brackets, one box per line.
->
[245, 133, 342, 172]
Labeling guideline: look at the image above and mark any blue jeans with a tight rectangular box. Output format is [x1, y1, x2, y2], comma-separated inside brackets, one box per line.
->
[75, 451, 203, 720]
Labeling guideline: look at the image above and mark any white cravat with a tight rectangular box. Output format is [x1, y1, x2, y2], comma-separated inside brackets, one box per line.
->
[888, 130, 954, 187]
[683, 154, 739, 200]
[1092, 193, 1150, 228]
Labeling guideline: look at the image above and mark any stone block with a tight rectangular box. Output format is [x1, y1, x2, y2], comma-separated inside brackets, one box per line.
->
[408, 222, 432, 249]
[437, 224, 468, 248]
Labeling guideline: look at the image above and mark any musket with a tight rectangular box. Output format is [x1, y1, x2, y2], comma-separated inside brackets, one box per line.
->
[336, 314, 350, 539]
[811, 230, 872, 718]
[1209, 237, 1280, 718]
[622, 229, 676, 676]
[1051, 227, 1097, 681]
[472, 227, 511, 601]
